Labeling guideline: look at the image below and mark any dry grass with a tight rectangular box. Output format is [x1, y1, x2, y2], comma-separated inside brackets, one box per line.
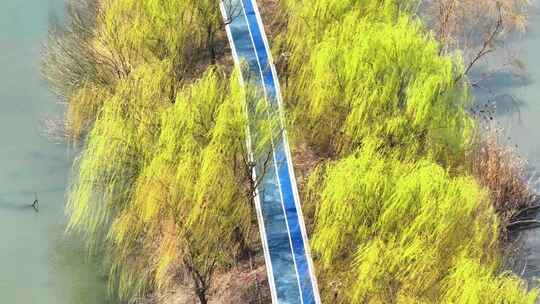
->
[422, 0, 528, 54]
[140, 257, 270, 304]
[471, 122, 537, 223]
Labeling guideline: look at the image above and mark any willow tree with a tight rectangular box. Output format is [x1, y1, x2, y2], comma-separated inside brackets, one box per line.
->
[280, 0, 472, 166]
[278, 0, 538, 303]
[307, 141, 536, 303]
[42, 0, 226, 140]
[66, 65, 276, 303]
[44, 0, 279, 302]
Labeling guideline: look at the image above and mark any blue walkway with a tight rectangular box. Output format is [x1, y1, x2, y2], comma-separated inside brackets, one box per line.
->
[220, 1, 321, 303]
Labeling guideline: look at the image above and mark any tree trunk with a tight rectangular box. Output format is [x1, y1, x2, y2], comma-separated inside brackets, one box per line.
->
[207, 25, 216, 64]
[196, 290, 208, 304]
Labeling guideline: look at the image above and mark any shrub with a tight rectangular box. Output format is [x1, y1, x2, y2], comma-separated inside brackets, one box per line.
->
[281, 0, 473, 167]
[471, 123, 536, 222]
[67, 67, 274, 302]
[280, 0, 538, 302]
[307, 141, 536, 303]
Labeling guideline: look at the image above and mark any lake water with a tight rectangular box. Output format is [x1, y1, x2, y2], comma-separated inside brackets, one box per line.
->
[0, 1, 113, 303]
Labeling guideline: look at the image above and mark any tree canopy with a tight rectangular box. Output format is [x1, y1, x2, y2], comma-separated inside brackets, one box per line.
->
[279, 0, 538, 302]
[43, 0, 538, 303]
[67, 65, 272, 301]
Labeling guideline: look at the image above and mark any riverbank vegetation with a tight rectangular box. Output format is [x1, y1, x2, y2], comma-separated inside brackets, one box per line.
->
[43, 0, 538, 303]
[278, 0, 537, 302]
[43, 1, 272, 303]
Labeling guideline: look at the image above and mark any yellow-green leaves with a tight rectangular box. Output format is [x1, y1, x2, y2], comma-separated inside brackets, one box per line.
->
[67, 66, 263, 300]
[44, 0, 224, 140]
[54, 0, 538, 302]
[282, 0, 537, 303]
[283, 1, 472, 166]
[308, 142, 534, 303]
[442, 258, 538, 304]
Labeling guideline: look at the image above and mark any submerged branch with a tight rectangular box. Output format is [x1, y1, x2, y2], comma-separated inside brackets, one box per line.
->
[507, 219, 540, 231]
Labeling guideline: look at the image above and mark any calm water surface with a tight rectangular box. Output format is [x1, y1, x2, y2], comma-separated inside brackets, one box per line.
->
[0, 1, 112, 303]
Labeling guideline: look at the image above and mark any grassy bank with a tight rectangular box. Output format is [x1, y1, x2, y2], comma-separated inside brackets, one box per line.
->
[43, 0, 537, 303]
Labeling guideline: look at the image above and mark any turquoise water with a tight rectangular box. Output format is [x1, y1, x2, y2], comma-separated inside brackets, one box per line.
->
[0, 1, 113, 303]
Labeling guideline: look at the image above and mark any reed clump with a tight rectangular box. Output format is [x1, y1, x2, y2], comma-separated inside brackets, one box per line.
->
[471, 123, 537, 222]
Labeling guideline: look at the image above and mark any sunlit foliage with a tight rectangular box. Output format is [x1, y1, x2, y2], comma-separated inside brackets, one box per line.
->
[67, 66, 274, 302]
[280, 0, 538, 303]
[281, 0, 472, 166]
[42, 0, 225, 140]
[308, 141, 535, 303]
[47, 0, 275, 302]
[44, 0, 539, 302]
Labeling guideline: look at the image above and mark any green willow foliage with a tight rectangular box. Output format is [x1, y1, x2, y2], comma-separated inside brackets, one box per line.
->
[50, 0, 275, 301]
[43, 0, 224, 139]
[309, 141, 536, 303]
[282, 0, 472, 166]
[47, 0, 539, 302]
[281, 0, 538, 303]
[67, 66, 272, 300]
